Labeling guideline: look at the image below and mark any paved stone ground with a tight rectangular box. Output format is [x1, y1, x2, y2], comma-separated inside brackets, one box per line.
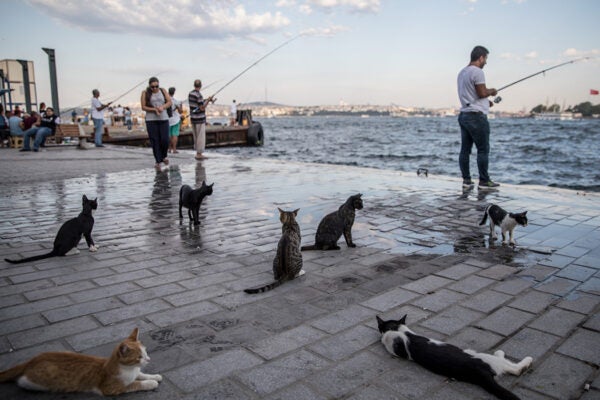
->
[0, 146, 599, 399]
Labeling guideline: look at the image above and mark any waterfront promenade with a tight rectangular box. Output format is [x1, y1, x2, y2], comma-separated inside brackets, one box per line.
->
[0, 146, 598, 399]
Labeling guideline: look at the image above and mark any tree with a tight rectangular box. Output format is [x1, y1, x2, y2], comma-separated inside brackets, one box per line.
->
[530, 104, 546, 114]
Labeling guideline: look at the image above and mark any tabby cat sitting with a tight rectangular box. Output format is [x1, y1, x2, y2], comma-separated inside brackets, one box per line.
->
[377, 314, 532, 400]
[5, 195, 98, 264]
[244, 208, 305, 294]
[0, 328, 162, 396]
[179, 181, 214, 225]
[301, 193, 363, 251]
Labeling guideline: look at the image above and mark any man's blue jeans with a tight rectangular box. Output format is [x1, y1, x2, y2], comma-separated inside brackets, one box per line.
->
[458, 112, 490, 183]
[22, 127, 39, 150]
[93, 118, 104, 146]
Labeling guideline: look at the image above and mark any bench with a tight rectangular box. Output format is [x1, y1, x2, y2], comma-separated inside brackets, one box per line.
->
[51, 124, 92, 148]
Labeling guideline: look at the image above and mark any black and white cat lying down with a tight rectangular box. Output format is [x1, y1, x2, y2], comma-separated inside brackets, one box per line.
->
[377, 315, 532, 400]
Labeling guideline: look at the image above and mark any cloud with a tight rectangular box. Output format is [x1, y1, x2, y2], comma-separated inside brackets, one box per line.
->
[28, 0, 290, 39]
[563, 48, 600, 58]
[300, 25, 349, 37]
[524, 51, 538, 60]
[307, 0, 380, 14]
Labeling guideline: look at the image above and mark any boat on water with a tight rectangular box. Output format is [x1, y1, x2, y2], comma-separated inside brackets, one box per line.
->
[88, 109, 264, 148]
[533, 112, 582, 121]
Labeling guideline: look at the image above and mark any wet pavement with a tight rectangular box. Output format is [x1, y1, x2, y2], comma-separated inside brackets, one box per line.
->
[0, 145, 599, 399]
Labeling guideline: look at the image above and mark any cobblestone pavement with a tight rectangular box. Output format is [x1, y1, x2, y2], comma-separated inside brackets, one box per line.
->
[0, 146, 599, 399]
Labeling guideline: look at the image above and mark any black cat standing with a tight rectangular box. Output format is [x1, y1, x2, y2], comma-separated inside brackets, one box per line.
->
[5, 195, 98, 264]
[179, 181, 214, 225]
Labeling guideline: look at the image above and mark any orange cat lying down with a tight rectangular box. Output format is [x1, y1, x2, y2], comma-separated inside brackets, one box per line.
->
[0, 328, 162, 395]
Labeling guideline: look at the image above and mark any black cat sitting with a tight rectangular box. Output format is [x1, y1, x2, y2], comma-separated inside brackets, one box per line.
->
[5, 195, 98, 264]
[302, 193, 363, 251]
[179, 181, 214, 225]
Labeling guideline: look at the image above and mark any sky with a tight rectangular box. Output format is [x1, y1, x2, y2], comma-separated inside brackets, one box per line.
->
[1, 0, 599, 113]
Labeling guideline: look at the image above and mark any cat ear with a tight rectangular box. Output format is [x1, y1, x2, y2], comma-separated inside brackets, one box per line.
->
[119, 344, 129, 357]
[209, 183, 214, 188]
[82, 195, 88, 202]
[523, 211, 528, 215]
[399, 314, 407, 325]
[128, 327, 139, 341]
[293, 208, 300, 216]
[277, 207, 284, 214]
[358, 193, 363, 197]
[376, 315, 384, 326]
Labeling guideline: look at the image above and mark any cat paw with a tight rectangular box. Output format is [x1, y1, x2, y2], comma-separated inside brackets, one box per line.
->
[141, 380, 159, 390]
[509, 240, 516, 246]
[149, 374, 162, 382]
[348, 243, 357, 248]
[89, 245, 99, 252]
[295, 269, 306, 277]
[494, 350, 505, 358]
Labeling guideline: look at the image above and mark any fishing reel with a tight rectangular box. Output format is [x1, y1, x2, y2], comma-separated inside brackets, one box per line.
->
[493, 96, 502, 104]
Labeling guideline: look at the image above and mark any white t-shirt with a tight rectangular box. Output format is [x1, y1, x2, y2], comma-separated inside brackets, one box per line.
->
[91, 97, 104, 119]
[169, 97, 181, 126]
[457, 65, 489, 114]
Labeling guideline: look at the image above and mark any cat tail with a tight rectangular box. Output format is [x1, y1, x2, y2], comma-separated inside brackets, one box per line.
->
[480, 376, 521, 400]
[0, 362, 26, 382]
[244, 280, 284, 294]
[4, 250, 57, 264]
[300, 244, 317, 251]
[479, 205, 491, 226]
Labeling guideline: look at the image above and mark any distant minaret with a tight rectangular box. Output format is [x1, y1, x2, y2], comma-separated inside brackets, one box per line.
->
[265, 83, 268, 104]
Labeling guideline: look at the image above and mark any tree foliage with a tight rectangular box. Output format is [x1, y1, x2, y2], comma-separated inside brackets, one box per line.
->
[530, 101, 600, 116]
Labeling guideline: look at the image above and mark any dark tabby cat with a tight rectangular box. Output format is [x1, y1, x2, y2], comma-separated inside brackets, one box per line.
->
[244, 208, 304, 294]
[301, 193, 363, 251]
[479, 204, 528, 246]
[179, 181, 214, 225]
[5, 195, 98, 264]
[377, 315, 532, 400]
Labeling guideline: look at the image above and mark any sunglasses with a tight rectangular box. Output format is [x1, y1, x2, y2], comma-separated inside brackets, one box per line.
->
[150, 85, 159, 89]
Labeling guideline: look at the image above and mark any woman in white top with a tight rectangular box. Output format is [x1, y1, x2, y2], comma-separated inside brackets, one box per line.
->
[168, 87, 183, 154]
[141, 76, 172, 170]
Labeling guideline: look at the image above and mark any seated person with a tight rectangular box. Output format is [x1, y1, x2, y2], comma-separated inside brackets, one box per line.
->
[8, 109, 25, 137]
[21, 108, 60, 152]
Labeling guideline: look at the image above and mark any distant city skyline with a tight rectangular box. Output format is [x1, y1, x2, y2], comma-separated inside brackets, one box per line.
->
[1, 0, 599, 112]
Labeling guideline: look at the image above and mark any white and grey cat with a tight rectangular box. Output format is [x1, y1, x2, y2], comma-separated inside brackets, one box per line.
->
[377, 315, 532, 400]
[244, 208, 304, 294]
[479, 204, 528, 245]
[5, 195, 98, 264]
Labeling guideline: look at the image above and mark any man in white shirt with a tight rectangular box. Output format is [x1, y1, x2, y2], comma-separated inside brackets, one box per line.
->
[91, 89, 111, 147]
[457, 46, 498, 190]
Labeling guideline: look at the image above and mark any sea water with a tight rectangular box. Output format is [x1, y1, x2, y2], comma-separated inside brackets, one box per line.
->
[211, 116, 600, 192]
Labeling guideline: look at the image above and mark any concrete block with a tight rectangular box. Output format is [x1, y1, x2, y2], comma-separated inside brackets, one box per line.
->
[448, 275, 495, 295]
[556, 328, 600, 365]
[312, 304, 376, 334]
[522, 353, 593, 399]
[460, 290, 512, 313]
[236, 350, 329, 395]
[476, 307, 534, 336]
[248, 325, 326, 360]
[528, 307, 586, 336]
[501, 327, 560, 361]
[165, 349, 263, 392]
[420, 306, 484, 335]
[309, 325, 378, 361]
[360, 288, 421, 313]
[411, 289, 467, 312]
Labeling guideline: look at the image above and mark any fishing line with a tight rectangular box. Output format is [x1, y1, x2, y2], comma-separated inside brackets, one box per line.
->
[493, 57, 590, 103]
[205, 34, 303, 104]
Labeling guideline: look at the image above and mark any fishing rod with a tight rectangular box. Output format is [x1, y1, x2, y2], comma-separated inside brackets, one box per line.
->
[493, 57, 589, 103]
[202, 34, 303, 106]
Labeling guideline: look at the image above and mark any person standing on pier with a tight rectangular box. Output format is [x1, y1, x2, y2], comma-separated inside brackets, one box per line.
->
[168, 87, 183, 154]
[188, 79, 213, 160]
[141, 76, 172, 170]
[91, 89, 111, 147]
[457, 45, 499, 190]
